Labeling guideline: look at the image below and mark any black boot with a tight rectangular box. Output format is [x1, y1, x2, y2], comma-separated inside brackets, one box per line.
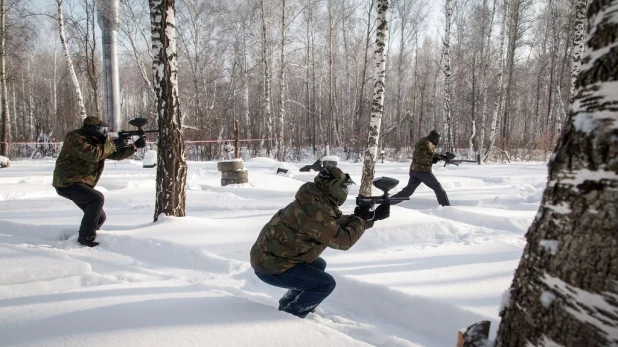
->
[78, 236, 99, 247]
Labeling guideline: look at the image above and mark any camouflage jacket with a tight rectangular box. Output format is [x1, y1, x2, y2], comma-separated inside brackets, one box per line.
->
[250, 182, 372, 275]
[53, 128, 136, 188]
[411, 136, 436, 172]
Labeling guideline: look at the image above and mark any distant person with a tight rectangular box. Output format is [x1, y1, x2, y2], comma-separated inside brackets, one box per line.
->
[53, 116, 145, 247]
[391, 130, 450, 206]
[222, 141, 234, 160]
[250, 167, 390, 318]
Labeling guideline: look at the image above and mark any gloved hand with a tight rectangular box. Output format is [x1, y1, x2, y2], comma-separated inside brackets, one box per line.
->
[113, 137, 127, 148]
[432, 154, 440, 164]
[134, 137, 146, 149]
[373, 203, 390, 221]
[354, 205, 372, 220]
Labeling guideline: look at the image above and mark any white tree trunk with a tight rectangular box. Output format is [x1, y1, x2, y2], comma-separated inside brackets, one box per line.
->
[442, 0, 453, 151]
[241, 22, 249, 134]
[260, 0, 273, 157]
[360, 0, 389, 196]
[57, 0, 87, 119]
[0, 0, 9, 156]
[485, 0, 508, 162]
[479, 0, 497, 161]
[277, 0, 286, 161]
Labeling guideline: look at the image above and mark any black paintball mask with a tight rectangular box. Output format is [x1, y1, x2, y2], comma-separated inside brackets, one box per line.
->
[83, 116, 109, 143]
[86, 124, 109, 143]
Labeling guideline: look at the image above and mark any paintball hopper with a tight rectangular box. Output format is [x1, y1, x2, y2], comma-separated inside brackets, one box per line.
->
[372, 177, 400, 194]
[129, 117, 148, 128]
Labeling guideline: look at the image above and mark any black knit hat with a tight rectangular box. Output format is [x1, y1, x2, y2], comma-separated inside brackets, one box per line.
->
[428, 130, 441, 145]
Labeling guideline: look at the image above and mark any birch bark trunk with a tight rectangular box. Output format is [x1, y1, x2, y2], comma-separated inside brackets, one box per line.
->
[442, 0, 453, 151]
[57, 0, 87, 120]
[360, 0, 389, 196]
[569, 0, 587, 104]
[277, 0, 286, 161]
[0, 0, 9, 156]
[496, 1, 618, 345]
[151, 0, 187, 221]
[479, 0, 497, 161]
[260, 0, 273, 157]
[484, 0, 508, 161]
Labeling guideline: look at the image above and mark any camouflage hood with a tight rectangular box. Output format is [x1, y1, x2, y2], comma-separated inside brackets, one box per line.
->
[250, 182, 369, 275]
[313, 167, 354, 206]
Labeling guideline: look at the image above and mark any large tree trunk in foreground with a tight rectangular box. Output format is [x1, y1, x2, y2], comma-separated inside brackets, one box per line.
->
[151, 0, 187, 221]
[495, 1, 618, 346]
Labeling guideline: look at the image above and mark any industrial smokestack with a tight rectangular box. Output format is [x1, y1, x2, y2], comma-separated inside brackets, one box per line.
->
[97, 0, 121, 131]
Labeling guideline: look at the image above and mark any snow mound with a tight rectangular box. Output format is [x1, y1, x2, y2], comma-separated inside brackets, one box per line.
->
[247, 157, 277, 163]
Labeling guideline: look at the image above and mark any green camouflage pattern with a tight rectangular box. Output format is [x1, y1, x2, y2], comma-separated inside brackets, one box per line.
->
[83, 116, 104, 126]
[250, 182, 371, 275]
[53, 128, 136, 188]
[411, 136, 436, 172]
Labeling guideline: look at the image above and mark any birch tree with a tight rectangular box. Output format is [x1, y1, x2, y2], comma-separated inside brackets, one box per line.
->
[57, 0, 86, 119]
[569, 0, 587, 104]
[260, 0, 273, 157]
[150, 0, 187, 220]
[484, 0, 508, 161]
[496, 1, 618, 345]
[0, 0, 8, 156]
[478, 0, 497, 161]
[360, 0, 389, 196]
[276, 0, 286, 161]
[442, 0, 453, 151]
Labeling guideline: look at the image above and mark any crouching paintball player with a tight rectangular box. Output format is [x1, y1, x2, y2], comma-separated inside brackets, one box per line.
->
[250, 167, 390, 318]
[53, 116, 145, 247]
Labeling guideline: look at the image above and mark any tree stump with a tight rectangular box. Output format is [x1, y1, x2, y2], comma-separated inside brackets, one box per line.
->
[217, 160, 248, 186]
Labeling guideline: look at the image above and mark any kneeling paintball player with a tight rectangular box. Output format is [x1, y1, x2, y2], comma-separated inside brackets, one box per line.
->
[250, 167, 390, 318]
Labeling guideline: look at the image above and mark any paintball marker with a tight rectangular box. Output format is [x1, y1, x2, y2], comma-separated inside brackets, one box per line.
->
[355, 177, 409, 220]
[113, 118, 158, 148]
[435, 152, 477, 166]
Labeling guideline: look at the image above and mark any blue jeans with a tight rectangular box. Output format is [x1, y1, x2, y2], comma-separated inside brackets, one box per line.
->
[254, 257, 336, 318]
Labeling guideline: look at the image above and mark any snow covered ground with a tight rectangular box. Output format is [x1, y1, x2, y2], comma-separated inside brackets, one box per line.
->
[0, 158, 548, 346]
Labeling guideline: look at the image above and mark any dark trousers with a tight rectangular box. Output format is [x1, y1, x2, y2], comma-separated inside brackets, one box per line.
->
[255, 257, 335, 318]
[55, 183, 106, 240]
[391, 170, 450, 206]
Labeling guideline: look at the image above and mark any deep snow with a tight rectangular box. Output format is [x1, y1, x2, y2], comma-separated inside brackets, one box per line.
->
[0, 158, 549, 346]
